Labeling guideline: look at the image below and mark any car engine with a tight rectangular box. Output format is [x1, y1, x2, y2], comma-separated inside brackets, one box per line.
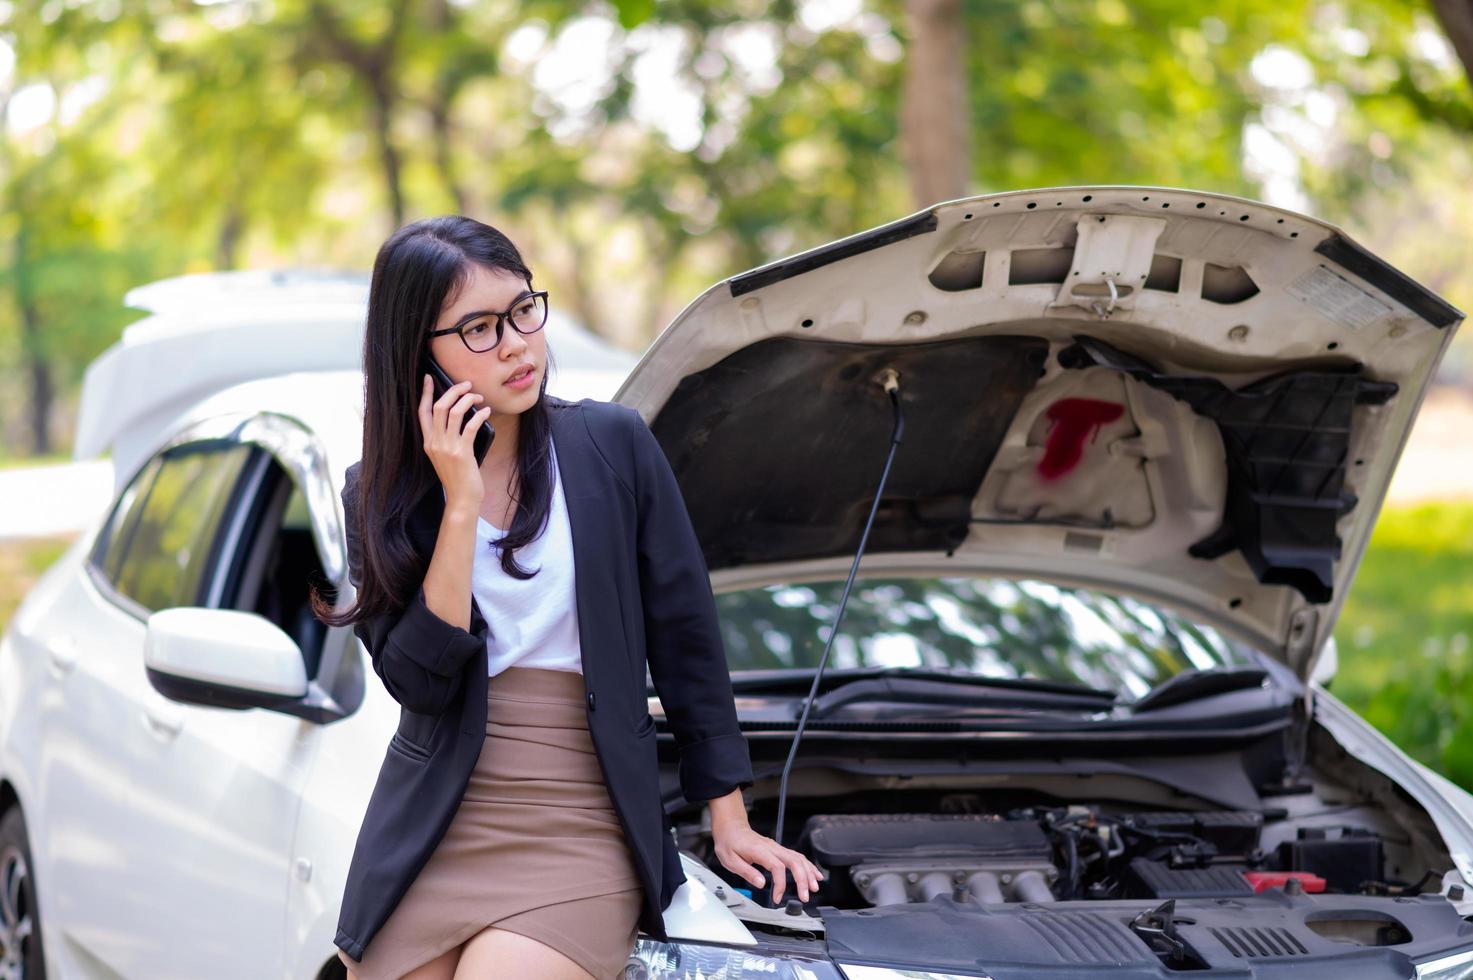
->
[693, 802, 1408, 911]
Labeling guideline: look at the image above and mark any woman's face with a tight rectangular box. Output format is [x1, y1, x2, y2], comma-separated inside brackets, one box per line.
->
[427, 262, 547, 424]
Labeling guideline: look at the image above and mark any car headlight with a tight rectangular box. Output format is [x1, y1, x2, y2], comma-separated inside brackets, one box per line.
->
[1418, 949, 1473, 980]
[624, 938, 844, 979]
[835, 968, 993, 980]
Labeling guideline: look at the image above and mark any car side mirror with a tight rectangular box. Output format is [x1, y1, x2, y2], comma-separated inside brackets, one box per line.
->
[144, 607, 309, 710]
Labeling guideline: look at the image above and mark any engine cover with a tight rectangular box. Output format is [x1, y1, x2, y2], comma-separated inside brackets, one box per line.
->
[801, 814, 1060, 906]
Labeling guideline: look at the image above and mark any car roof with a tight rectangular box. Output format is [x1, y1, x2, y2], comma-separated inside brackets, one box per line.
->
[77, 269, 636, 493]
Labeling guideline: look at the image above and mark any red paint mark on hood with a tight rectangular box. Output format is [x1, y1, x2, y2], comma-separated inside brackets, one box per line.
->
[1038, 398, 1126, 480]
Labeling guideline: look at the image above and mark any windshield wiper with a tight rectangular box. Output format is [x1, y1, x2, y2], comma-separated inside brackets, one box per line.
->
[803, 674, 1117, 719]
[730, 666, 1113, 701]
[1131, 667, 1269, 712]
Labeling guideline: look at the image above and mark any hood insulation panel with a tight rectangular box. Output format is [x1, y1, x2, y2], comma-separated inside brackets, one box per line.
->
[651, 335, 1050, 571]
[1059, 336, 1397, 603]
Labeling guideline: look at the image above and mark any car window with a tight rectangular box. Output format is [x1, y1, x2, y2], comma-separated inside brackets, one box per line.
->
[227, 466, 332, 676]
[107, 442, 256, 613]
[712, 576, 1259, 700]
[92, 455, 163, 584]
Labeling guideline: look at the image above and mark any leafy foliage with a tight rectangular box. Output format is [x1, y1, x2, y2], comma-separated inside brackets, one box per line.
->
[1, 0, 1471, 455]
[1332, 501, 1473, 789]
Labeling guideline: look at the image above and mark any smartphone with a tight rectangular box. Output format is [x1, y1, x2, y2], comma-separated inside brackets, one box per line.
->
[423, 354, 495, 467]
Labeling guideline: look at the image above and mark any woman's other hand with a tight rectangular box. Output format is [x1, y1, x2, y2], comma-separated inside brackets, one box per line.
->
[418, 375, 488, 508]
[712, 825, 824, 905]
[707, 789, 823, 904]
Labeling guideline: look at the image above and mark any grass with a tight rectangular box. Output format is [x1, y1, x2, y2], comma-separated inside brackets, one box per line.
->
[1332, 501, 1473, 790]
[0, 537, 73, 627]
[0, 502, 1467, 789]
[0, 450, 73, 471]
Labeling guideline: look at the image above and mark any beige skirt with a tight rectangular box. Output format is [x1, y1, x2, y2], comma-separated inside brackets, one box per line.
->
[339, 666, 645, 980]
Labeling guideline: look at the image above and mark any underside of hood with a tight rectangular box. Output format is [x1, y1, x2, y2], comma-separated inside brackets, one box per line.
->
[614, 187, 1463, 677]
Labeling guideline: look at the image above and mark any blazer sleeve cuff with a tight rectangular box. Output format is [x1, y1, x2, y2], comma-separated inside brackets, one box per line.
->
[677, 732, 755, 803]
[388, 586, 484, 677]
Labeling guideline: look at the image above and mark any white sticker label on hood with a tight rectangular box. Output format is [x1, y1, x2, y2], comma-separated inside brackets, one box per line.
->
[1287, 264, 1394, 328]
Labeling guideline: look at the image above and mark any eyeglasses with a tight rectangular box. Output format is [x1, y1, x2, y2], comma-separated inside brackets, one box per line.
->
[428, 290, 549, 353]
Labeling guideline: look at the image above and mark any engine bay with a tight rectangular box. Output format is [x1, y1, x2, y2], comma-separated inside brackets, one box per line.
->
[685, 795, 1425, 914]
[667, 767, 1472, 975]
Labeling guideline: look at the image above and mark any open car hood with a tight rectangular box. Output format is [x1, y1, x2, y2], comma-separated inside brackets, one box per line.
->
[614, 186, 1462, 679]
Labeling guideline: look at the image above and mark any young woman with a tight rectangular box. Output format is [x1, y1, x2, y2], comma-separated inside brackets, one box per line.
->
[312, 215, 821, 980]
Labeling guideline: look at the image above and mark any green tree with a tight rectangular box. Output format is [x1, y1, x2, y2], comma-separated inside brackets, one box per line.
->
[5, 0, 1473, 458]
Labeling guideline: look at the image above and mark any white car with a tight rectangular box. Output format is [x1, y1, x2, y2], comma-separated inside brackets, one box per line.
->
[4, 188, 1473, 980]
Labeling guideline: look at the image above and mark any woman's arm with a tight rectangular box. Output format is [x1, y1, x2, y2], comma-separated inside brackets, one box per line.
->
[627, 411, 822, 903]
[628, 414, 754, 801]
[340, 376, 490, 714]
[341, 468, 483, 715]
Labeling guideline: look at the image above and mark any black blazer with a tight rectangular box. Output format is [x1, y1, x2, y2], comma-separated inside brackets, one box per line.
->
[333, 396, 754, 963]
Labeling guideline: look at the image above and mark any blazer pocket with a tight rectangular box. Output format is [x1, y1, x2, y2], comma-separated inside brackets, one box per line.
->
[395, 708, 444, 754]
[388, 731, 431, 763]
[633, 713, 657, 737]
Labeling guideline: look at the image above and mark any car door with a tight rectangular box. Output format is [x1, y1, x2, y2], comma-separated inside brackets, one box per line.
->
[32, 448, 168, 977]
[51, 433, 331, 980]
[40, 440, 252, 976]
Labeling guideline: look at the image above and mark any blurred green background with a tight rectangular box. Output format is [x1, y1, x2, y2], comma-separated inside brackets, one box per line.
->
[1, 1, 1471, 788]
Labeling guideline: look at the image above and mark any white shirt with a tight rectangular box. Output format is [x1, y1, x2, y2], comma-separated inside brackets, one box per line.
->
[471, 444, 583, 677]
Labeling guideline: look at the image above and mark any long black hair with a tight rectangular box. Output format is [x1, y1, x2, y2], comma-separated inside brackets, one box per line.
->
[311, 215, 554, 630]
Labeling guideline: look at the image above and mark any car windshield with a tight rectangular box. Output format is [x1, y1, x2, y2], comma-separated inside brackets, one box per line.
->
[712, 577, 1261, 702]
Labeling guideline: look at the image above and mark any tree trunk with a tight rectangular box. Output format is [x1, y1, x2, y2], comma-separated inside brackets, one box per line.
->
[426, 0, 470, 213]
[216, 204, 245, 269]
[635, 220, 674, 345]
[899, 0, 970, 208]
[26, 353, 53, 456]
[1431, 0, 1473, 86]
[13, 218, 52, 455]
[562, 232, 604, 340]
[430, 88, 469, 213]
[368, 75, 406, 227]
[308, 0, 409, 229]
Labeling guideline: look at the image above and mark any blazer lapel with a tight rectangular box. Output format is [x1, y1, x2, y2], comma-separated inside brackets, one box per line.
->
[549, 400, 614, 681]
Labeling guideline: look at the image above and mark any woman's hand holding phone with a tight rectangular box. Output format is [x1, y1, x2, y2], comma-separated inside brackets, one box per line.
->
[418, 374, 489, 510]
